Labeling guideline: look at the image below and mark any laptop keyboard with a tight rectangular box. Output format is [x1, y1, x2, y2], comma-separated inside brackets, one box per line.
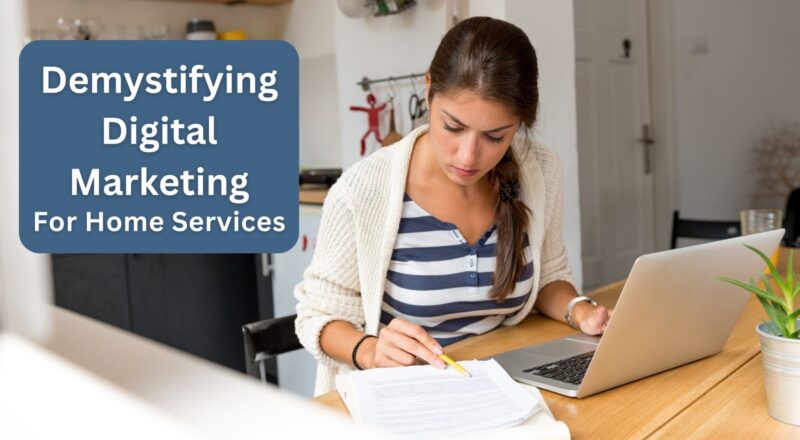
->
[522, 351, 595, 385]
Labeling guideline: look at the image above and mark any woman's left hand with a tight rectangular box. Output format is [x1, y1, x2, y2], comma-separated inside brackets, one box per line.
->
[576, 303, 613, 336]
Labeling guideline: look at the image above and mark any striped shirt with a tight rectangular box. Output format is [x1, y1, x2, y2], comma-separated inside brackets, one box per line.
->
[381, 194, 534, 346]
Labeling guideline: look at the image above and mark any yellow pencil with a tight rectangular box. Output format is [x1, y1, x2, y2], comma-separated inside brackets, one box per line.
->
[439, 354, 471, 377]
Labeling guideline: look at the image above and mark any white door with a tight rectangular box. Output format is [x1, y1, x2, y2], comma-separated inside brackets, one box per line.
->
[574, 0, 655, 290]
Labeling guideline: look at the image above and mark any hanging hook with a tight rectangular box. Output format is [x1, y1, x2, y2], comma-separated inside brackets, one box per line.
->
[419, 75, 428, 106]
[358, 76, 371, 92]
[388, 77, 397, 102]
[414, 75, 428, 118]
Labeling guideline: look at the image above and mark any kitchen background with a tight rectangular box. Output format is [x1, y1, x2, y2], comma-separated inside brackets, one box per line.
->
[19, 0, 800, 398]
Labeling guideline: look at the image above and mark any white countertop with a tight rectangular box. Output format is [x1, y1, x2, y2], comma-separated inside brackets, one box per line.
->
[1, 306, 373, 439]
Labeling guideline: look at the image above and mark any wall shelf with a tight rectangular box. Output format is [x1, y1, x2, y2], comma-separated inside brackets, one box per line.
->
[137, 0, 291, 6]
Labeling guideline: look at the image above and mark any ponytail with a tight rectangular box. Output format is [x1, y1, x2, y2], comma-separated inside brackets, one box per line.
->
[490, 147, 531, 301]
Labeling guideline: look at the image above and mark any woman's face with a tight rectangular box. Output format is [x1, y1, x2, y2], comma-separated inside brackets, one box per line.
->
[425, 85, 521, 187]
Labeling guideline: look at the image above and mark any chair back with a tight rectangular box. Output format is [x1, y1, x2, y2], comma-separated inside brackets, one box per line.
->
[242, 314, 302, 383]
[670, 210, 740, 249]
[786, 188, 800, 247]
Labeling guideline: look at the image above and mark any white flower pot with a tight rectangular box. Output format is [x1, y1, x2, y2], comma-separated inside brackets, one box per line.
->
[757, 321, 800, 425]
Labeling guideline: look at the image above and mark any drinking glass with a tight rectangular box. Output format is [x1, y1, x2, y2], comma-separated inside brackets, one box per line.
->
[740, 209, 783, 236]
[740, 209, 783, 268]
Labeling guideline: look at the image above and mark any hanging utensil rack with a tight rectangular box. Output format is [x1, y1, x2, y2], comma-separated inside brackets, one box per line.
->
[356, 72, 426, 91]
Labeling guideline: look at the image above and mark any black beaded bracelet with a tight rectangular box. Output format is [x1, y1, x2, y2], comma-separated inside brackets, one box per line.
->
[352, 334, 377, 370]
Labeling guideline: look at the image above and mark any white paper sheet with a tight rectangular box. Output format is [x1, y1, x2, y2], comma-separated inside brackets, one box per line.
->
[347, 359, 540, 438]
[457, 384, 571, 440]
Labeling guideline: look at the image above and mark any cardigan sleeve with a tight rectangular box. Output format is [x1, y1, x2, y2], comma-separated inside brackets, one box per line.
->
[537, 151, 576, 290]
[294, 180, 365, 368]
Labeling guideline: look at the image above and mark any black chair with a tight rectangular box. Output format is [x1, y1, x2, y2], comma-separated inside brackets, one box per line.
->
[785, 188, 800, 247]
[242, 314, 302, 384]
[670, 210, 741, 249]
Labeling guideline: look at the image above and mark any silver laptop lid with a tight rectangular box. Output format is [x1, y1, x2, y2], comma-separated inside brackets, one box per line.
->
[577, 229, 785, 397]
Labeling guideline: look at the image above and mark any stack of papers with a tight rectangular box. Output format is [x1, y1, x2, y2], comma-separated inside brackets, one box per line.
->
[336, 359, 570, 439]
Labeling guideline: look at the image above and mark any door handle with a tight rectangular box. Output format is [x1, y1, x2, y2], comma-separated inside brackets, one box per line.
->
[260, 253, 272, 278]
[636, 124, 655, 174]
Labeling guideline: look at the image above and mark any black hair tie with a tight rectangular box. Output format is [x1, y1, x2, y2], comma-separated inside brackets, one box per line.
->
[499, 180, 520, 202]
[352, 334, 377, 370]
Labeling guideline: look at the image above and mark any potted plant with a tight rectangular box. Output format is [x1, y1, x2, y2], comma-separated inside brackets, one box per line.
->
[717, 245, 800, 425]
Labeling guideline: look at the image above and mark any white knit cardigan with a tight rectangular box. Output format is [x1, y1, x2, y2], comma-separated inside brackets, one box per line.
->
[294, 124, 574, 396]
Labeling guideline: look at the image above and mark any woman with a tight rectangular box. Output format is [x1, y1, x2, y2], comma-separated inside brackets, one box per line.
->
[295, 17, 612, 395]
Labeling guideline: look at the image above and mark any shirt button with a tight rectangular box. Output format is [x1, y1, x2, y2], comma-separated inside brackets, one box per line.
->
[469, 273, 476, 279]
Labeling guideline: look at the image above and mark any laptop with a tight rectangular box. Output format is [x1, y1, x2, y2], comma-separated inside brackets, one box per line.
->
[492, 229, 785, 398]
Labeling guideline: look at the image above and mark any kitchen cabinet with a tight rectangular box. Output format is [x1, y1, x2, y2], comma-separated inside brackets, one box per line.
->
[51, 254, 132, 329]
[52, 253, 271, 372]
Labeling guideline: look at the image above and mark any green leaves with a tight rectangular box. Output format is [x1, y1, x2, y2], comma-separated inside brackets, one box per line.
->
[715, 275, 783, 306]
[716, 247, 798, 339]
[744, 244, 786, 291]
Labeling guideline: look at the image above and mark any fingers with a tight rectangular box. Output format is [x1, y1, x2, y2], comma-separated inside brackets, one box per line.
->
[383, 344, 417, 366]
[374, 318, 446, 369]
[601, 307, 614, 332]
[389, 318, 444, 355]
[595, 306, 612, 334]
[392, 334, 446, 369]
[372, 334, 410, 367]
[580, 305, 611, 336]
[372, 351, 404, 368]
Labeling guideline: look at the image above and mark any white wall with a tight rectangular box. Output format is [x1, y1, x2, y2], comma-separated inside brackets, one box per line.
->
[334, 0, 582, 289]
[297, 53, 341, 168]
[504, 0, 582, 290]
[335, 0, 448, 167]
[275, 0, 341, 169]
[466, 0, 504, 18]
[670, 0, 800, 219]
[275, 0, 335, 59]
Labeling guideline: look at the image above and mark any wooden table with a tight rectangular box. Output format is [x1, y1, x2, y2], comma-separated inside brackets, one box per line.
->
[314, 248, 800, 439]
[651, 354, 798, 439]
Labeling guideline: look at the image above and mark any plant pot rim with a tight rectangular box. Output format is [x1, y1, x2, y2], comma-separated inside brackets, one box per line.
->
[756, 321, 800, 342]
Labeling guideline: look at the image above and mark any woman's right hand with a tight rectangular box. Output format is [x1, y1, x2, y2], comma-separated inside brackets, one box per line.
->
[359, 318, 447, 369]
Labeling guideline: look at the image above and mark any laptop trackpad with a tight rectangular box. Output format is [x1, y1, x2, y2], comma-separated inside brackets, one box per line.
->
[526, 338, 597, 360]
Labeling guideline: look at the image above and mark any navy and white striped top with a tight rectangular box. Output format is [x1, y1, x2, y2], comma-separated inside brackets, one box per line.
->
[380, 194, 534, 346]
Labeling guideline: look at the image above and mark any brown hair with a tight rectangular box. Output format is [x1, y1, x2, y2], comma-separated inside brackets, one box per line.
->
[427, 17, 538, 301]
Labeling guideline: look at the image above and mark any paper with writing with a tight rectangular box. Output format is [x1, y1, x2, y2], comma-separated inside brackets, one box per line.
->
[348, 359, 539, 437]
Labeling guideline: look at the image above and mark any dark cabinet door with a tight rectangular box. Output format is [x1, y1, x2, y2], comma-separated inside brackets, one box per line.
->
[52, 254, 262, 372]
[126, 254, 258, 371]
[51, 254, 132, 330]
